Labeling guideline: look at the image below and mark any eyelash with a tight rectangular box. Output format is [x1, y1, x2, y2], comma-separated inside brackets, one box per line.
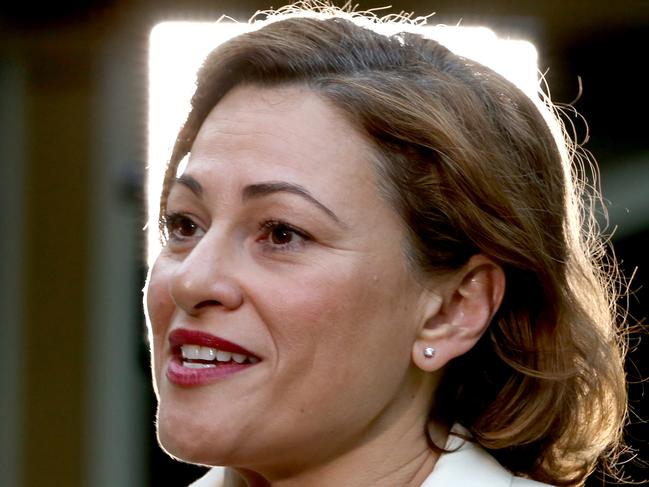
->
[161, 213, 312, 251]
[258, 219, 312, 251]
[162, 212, 201, 243]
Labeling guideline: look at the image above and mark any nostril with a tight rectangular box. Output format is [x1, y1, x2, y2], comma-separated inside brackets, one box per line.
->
[194, 300, 223, 309]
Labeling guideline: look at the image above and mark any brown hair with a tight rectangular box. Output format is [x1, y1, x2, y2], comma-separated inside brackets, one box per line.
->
[158, 5, 627, 486]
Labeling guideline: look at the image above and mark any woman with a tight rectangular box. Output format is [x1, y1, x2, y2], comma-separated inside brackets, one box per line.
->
[144, 5, 627, 486]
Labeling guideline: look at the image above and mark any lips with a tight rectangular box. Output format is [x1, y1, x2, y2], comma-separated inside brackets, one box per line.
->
[166, 328, 260, 386]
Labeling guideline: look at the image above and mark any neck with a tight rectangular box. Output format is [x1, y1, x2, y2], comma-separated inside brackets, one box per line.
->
[226, 374, 448, 487]
[234, 447, 438, 487]
[231, 436, 439, 487]
[230, 394, 449, 487]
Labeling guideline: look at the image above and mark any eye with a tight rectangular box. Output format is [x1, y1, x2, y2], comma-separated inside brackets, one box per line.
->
[259, 220, 311, 250]
[162, 212, 203, 242]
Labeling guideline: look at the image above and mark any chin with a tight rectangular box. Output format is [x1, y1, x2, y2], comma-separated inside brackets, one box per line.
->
[156, 402, 231, 466]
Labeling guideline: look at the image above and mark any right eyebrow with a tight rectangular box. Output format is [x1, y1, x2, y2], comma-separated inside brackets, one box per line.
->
[174, 174, 203, 198]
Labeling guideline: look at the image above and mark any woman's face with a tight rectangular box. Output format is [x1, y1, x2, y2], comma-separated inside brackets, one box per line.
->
[145, 84, 437, 472]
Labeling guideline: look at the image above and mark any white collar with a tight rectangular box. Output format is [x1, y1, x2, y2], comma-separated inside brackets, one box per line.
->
[421, 424, 552, 487]
[423, 425, 552, 486]
[421, 426, 513, 486]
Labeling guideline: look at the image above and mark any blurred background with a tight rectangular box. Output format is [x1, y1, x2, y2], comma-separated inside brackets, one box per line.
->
[0, 1, 647, 486]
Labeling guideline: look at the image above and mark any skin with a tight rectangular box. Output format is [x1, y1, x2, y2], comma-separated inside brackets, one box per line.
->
[144, 84, 504, 486]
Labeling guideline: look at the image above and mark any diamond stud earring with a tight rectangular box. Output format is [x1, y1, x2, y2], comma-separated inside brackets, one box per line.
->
[423, 347, 436, 359]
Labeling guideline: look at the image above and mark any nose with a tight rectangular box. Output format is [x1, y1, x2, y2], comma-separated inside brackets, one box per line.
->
[169, 230, 244, 315]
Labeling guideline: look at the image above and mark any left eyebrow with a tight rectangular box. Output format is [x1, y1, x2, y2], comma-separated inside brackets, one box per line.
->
[242, 181, 343, 226]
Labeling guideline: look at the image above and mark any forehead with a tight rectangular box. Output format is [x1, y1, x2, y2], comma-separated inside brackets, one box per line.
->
[185, 84, 375, 188]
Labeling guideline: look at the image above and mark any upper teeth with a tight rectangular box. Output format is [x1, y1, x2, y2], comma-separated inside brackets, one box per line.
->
[180, 344, 258, 364]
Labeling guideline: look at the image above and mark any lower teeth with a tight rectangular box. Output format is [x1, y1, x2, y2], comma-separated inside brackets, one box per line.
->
[183, 362, 216, 369]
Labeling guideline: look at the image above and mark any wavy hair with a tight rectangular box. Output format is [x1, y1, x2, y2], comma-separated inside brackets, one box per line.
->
[159, 4, 628, 485]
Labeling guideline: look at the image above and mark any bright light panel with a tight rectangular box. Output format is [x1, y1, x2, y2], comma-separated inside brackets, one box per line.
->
[147, 21, 539, 265]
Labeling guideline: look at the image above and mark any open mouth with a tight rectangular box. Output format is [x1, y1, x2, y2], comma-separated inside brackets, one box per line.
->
[166, 328, 261, 385]
[175, 344, 260, 368]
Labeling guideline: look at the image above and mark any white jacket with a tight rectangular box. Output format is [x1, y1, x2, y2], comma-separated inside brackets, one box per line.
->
[188, 428, 553, 487]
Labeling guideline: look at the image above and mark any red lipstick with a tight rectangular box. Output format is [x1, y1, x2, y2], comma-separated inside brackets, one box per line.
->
[169, 328, 257, 357]
[166, 328, 260, 387]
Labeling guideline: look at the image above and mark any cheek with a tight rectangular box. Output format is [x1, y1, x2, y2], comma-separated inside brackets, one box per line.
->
[259, 259, 416, 385]
[146, 257, 175, 322]
[249, 261, 420, 445]
[260, 268, 369, 345]
[145, 261, 175, 370]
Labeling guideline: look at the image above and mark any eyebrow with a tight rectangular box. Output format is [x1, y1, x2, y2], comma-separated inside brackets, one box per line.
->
[175, 174, 203, 197]
[173, 175, 342, 225]
[243, 181, 342, 225]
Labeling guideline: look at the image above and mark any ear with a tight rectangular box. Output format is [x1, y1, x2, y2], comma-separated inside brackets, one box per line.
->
[412, 255, 505, 372]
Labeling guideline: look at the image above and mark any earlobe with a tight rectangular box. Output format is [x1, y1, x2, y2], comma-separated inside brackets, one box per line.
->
[412, 255, 505, 372]
[411, 323, 457, 372]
